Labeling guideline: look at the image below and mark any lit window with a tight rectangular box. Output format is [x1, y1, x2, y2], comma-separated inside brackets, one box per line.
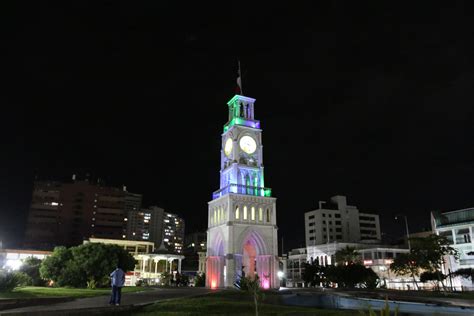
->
[220, 207, 224, 222]
[266, 209, 270, 222]
[235, 206, 240, 219]
[244, 206, 248, 220]
[217, 208, 220, 223]
[51, 202, 59, 206]
[214, 209, 217, 224]
[251, 207, 255, 220]
[259, 208, 263, 221]
[124, 218, 128, 221]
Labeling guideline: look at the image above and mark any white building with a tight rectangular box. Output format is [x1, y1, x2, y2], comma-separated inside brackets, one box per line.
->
[206, 94, 279, 289]
[431, 208, 474, 290]
[283, 248, 307, 288]
[0, 249, 51, 271]
[305, 195, 381, 246]
[306, 242, 412, 289]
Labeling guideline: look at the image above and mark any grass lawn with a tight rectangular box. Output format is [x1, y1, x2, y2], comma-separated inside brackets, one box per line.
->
[0, 286, 148, 299]
[132, 291, 354, 316]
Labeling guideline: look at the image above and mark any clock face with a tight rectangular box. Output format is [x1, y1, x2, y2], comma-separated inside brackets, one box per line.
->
[239, 135, 257, 154]
[224, 138, 233, 157]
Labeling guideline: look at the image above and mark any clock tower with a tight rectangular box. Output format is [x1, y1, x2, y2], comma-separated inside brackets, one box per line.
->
[206, 94, 279, 289]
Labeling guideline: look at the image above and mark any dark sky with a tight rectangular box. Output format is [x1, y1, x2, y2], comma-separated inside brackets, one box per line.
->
[1, 2, 474, 250]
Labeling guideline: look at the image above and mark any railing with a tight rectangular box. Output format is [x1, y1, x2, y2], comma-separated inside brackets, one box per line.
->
[213, 184, 272, 199]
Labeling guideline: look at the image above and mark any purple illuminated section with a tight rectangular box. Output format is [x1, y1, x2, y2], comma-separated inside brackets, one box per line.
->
[224, 117, 260, 132]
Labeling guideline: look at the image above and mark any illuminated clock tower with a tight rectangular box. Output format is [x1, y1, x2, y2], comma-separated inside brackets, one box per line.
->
[206, 94, 279, 289]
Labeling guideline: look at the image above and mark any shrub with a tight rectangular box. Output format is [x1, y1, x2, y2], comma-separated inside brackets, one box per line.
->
[194, 273, 205, 287]
[14, 272, 33, 287]
[0, 271, 20, 292]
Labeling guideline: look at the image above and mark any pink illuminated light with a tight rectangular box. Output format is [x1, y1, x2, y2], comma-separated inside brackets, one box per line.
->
[211, 280, 217, 289]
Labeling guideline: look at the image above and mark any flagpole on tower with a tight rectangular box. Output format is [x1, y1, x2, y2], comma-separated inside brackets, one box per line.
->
[237, 59, 243, 96]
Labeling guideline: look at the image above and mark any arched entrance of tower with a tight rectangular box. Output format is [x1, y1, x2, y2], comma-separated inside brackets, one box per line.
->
[237, 230, 273, 289]
[206, 231, 225, 288]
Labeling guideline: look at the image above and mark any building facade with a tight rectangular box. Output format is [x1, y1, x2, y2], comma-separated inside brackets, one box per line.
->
[126, 206, 185, 254]
[306, 242, 411, 289]
[305, 195, 381, 246]
[24, 175, 141, 249]
[432, 208, 474, 290]
[206, 94, 279, 289]
[284, 248, 307, 288]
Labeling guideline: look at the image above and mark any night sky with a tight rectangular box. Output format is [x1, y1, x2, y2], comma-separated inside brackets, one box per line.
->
[2, 2, 474, 251]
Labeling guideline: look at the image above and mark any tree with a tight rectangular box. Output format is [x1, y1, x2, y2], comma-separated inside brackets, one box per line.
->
[20, 257, 45, 286]
[410, 235, 458, 291]
[40, 246, 81, 287]
[40, 243, 136, 288]
[240, 275, 263, 316]
[389, 252, 421, 290]
[451, 268, 473, 281]
[325, 263, 378, 288]
[71, 243, 136, 288]
[302, 262, 326, 287]
[335, 246, 361, 265]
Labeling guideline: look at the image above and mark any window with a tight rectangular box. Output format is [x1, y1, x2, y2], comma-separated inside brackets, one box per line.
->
[336, 235, 342, 240]
[323, 227, 326, 232]
[213, 209, 217, 224]
[309, 215, 315, 219]
[217, 208, 220, 223]
[328, 214, 332, 218]
[335, 214, 341, 218]
[235, 206, 240, 219]
[322, 220, 326, 224]
[309, 222, 315, 226]
[244, 206, 248, 220]
[360, 222, 376, 228]
[309, 229, 315, 233]
[360, 216, 375, 221]
[335, 221, 341, 225]
[266, 209, 270, 222]
[336, 228, 342, 232]
[251, 207, 255, 221]
[259, 207, 263, 221]
[309, 237, 315, 240]
[322, 214, 326, 217]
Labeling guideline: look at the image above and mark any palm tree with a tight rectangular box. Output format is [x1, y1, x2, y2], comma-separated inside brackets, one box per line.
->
[335, 246, 361, 265]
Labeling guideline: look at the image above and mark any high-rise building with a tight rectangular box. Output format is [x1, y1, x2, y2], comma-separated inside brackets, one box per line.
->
[163, 212, 185, 254]
[206, 94, 279, 289]
[24, 175, 141, 249]
[304, 195, 381, 246]
[23, 181, 61, 249]
[126, 206, 184, 254]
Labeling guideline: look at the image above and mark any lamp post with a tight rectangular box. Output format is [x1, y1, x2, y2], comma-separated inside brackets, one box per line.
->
[395, 214, 411, 251]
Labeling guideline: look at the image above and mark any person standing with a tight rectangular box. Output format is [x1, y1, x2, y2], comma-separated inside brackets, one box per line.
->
[109, 266, 125, 306]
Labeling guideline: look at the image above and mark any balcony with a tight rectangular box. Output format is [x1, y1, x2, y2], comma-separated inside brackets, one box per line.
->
[212, 184, 272, 200]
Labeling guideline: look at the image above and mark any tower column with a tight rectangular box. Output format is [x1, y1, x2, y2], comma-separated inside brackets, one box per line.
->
[225, 254, 236, 287]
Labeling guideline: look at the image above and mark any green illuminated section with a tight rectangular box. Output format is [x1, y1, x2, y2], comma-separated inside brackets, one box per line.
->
[264, 189, 271, 197]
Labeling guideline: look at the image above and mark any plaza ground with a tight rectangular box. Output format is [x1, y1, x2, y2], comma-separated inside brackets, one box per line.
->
[2, 286, 474, 315]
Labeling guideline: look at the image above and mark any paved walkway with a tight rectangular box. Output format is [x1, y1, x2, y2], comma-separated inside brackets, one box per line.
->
[0, 287, 213, 315]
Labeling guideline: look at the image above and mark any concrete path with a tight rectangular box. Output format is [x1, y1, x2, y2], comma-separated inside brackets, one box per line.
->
[0, 287, 213, 316]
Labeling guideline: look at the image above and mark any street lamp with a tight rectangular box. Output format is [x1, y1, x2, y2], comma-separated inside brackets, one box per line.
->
[395, 214, 411, 251]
